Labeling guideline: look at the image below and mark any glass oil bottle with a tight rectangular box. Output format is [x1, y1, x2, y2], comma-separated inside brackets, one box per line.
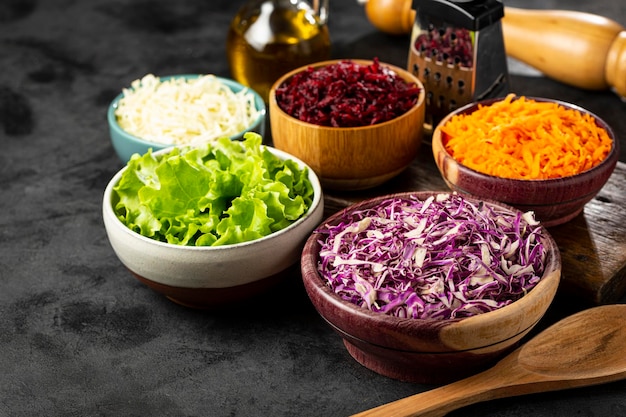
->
[226, 0, 331, 102]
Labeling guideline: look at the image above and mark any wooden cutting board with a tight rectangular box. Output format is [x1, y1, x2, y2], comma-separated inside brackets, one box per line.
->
[322, 145, 626, 305]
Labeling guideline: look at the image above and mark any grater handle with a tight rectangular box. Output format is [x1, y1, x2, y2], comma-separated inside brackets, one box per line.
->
[362, 0, 626, 98]
[502, 7, 626, 98]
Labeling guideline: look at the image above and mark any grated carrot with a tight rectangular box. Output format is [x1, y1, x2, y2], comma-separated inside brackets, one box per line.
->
[440, 94, 613, 180]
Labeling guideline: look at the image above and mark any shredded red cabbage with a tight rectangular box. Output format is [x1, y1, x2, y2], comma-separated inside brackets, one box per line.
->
[316, 193, 546, 320]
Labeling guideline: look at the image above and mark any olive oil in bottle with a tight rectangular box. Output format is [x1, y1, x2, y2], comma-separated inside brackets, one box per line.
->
[226, 0, 331, 102]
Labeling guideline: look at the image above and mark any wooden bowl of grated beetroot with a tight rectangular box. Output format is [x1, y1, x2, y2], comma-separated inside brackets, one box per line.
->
[269, 59, 426, 191]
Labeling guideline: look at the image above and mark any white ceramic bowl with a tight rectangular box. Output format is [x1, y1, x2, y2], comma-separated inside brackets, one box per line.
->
[103, 145, 324, 308]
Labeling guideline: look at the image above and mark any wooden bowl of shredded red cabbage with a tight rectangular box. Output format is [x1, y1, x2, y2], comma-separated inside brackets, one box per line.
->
[301, 191, 561, 384]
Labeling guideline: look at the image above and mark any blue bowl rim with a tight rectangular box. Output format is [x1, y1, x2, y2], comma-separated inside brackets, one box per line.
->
[107, 74, 267, 149]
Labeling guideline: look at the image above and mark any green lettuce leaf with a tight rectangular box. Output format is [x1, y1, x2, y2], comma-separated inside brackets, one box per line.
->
[112, 133, 314, 246]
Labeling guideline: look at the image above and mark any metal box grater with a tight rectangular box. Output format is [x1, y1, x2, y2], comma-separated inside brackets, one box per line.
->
[407, 0, 510, 129]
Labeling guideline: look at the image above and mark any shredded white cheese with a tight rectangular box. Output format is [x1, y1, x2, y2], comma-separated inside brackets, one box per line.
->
[114, 74, 262, 146]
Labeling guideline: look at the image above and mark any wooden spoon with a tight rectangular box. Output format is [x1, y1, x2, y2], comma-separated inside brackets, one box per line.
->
[351, 304, 626, 417]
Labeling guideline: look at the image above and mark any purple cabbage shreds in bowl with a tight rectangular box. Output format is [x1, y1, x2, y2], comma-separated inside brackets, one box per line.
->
[301, 191, 561, 383]
[274, 58, 422, 127]
[315, 192, 546, 320]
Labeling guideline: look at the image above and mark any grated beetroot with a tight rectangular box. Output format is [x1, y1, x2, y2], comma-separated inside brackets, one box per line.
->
[275, 58, 421, 127]
[414, 25, 474, 68]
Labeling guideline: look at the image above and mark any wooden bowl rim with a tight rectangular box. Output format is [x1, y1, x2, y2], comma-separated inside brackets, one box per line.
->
[432, 95, 620, 185]
[301, 191, 561, 351]
[268, 59, 426, 132]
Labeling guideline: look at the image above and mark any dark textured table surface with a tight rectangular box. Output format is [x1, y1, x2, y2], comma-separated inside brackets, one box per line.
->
[1, 1, 625, 416]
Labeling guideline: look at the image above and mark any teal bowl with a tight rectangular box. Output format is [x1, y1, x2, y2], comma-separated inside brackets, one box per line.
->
[107, 74, 267, 163]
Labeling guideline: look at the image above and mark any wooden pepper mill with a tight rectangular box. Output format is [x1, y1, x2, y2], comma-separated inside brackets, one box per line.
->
[362, 0, 626, 98]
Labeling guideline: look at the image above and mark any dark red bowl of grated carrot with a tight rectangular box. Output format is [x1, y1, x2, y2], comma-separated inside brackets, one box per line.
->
[432, 94, 620, 227]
